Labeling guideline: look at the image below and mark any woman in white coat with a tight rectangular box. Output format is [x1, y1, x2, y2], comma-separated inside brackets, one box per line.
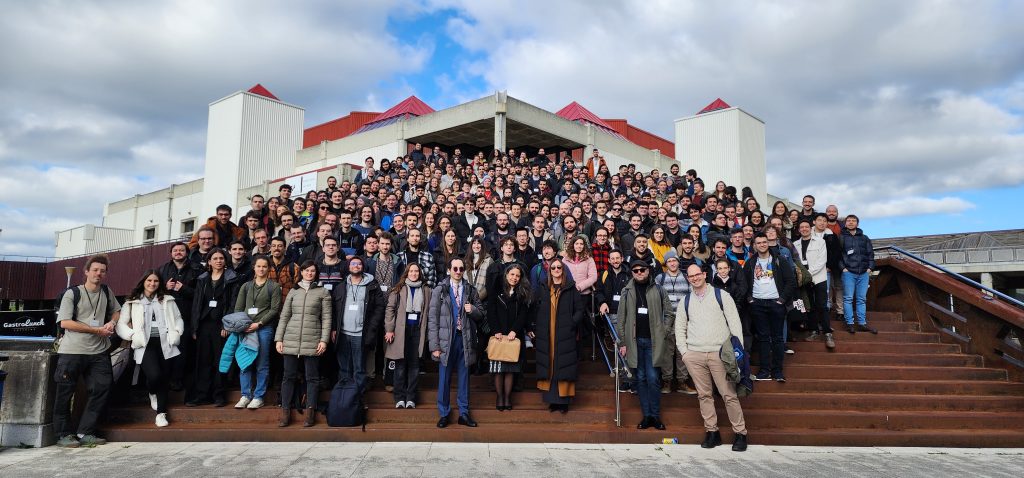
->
[116, 270, 185, 427]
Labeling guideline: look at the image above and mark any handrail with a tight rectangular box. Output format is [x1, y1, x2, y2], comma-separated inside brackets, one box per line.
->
[874, 245, 1024, 309]
[603, 313, 622, 428]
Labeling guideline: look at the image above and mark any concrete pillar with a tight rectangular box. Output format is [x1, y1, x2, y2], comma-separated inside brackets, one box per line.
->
[494, 91, 508, 151]
[652, 149, 662, 171]
[0, 339, 58, 447]
[980, 272, 994, 290]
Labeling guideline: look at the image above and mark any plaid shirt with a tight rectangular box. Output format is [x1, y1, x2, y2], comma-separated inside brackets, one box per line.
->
[592, 242, 611, 275]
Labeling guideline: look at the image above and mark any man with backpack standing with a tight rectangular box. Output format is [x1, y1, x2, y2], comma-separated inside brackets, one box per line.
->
[52, 254, 121, 448]
[677, 264, 748, 451]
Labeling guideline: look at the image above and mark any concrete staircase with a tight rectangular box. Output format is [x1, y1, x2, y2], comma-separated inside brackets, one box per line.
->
[102, 311, 1024, 446]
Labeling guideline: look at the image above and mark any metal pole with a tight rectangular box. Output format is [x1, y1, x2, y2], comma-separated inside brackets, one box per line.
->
[590, 294, 596, 361]
[613, 335, 621, 428]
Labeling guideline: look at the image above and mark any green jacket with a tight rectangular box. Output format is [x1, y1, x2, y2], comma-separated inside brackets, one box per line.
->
[234, 279, 282, 326]
[615, 279, 673, 369]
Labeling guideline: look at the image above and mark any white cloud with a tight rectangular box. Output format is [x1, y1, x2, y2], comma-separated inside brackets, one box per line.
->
[428, 0, 1024, 224]
[0, 0, 431, 256]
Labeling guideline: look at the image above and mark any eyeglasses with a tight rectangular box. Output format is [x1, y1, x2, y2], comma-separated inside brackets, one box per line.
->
[631, 268, 648, 274]
[451, 267, 465, 272]
[687, 274, 705, 279]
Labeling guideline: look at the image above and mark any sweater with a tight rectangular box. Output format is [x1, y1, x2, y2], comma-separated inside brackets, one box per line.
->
[674, 286, 743, 354]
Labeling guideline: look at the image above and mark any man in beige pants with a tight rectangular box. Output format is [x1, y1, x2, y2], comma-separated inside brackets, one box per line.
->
[677, 264, 748, 451]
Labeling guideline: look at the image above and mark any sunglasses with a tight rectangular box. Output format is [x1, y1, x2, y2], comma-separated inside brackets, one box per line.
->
[631, 268, 648, 273]
[451, 267, 465, 272]
[550, 265, 563, 270]
[320, 206, 328, 210]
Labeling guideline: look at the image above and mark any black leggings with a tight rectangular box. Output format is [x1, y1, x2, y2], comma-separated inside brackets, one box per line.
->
[282, 355, 320, 410]
[141, 337, 171, 413]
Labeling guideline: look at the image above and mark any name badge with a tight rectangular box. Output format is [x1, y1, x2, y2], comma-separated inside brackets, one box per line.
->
[248, 307, 259, 315]
[208, 300, 218, 308]
[407, 312, 419, 322]
[613, 294, 621, 302]
[847, 249, 855, 255]
[348, 304, 358, 311]
[801, 260, 808, 266]
[669, 295, 678, 302]
[380, 285, 389, 292]
[537, 254, 543, 260]
[324, 284, 333, 291]
[85, 314, 100, 327]
[638, 307, 649, 315]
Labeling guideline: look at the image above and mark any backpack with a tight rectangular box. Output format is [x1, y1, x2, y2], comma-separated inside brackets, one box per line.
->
[327, 380, 367, 429]
[685, 287, 753, 396]
[683, 286, 723, 317]
[53, 284, 114, 351]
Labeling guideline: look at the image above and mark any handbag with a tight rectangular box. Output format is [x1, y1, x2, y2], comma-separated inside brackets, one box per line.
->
[486, 336, 521, 362]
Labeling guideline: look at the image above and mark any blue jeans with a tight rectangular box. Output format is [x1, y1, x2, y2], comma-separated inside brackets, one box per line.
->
[337, 333, 366, 393]
[437, 331, 470, 418]
[240, 325, 275, 399]
[632, 337, 661, 418]
[842, 271, 870, 325]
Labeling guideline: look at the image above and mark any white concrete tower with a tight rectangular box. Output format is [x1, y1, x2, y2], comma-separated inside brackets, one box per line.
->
[201, 84, 304, 219]
[674, 99, 766, 206]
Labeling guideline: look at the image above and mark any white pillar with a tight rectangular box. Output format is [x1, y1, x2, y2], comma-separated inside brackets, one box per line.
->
[980, 272, 994, 290]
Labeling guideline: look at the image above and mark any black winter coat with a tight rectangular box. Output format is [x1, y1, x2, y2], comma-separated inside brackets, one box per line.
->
[191, 269, 243, 335]
[330, 276, 386, 348]
[158, 260, 200, 322]
[532, 280, 584, 382]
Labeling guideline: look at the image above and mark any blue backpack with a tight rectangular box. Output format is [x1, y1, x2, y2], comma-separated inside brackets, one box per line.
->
[327, 380, 367, 429]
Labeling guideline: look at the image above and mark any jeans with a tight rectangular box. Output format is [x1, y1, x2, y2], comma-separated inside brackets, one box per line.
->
[140, 337, 170, 413]
[751, 299, 786, 376]
[632, 337, 661, 418]
[393, 323, 421, 403]
[437, 331, 470, 418]
[842, 271, 870, 325]
[337, 333, 366, 393]
[240, 325, 275, 399]
[52, 353, 112, 438]
[281, 355, 319, 410]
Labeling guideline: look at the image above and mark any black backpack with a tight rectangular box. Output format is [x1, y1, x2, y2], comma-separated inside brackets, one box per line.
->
[54, 285, 113, 331]
[327, 380, 367, 429]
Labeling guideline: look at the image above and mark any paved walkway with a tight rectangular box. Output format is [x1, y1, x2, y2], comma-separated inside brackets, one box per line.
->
[1, 442, 1021, 477]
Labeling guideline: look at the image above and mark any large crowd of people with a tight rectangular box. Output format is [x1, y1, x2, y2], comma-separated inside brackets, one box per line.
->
[52, 145, 877, 452]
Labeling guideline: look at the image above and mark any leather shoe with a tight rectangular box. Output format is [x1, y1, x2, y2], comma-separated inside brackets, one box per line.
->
[436, 416, 449, 428]
[701, 431, 722, 449]
[458, 415, 478, 427]
[846, 324, 856, 334]
[856, 324, 878, 334]
[637, 416, 651, 429]
[732, 433, 748, 451]
[651, 417, 666, 430]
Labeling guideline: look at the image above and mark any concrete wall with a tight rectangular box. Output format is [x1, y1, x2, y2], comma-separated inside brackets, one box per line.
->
[0, 340, 58, 447]
[53, 225, 134, 258]
[676, 107, 766, 206]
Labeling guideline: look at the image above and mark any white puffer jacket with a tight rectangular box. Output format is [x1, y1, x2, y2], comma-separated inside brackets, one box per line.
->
[116, 296, 184, 364]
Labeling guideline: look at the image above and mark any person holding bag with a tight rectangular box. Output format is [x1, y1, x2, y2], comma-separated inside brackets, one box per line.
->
[232, 256, 282, 410]
[117, 270, 185, 428]
[486, 263, 531, 411]
[383, 262, 431, 409]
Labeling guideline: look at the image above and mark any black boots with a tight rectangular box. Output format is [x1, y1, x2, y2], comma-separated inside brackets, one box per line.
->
[701, 431, 722, 448]
[732, 433, 748, 451]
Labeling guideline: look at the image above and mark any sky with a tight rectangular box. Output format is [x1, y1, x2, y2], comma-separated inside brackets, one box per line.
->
[1, 0, 1022, 258]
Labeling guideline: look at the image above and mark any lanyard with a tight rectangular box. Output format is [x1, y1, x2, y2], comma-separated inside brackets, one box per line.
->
[83, 287, 102, 322]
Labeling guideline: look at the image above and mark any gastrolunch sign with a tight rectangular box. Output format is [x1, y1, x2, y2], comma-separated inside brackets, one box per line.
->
[0, 310, 57, 337]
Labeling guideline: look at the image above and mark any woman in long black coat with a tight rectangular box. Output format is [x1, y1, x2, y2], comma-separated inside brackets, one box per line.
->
[531, 258, 584, 413]
[486, 263, 531, 411]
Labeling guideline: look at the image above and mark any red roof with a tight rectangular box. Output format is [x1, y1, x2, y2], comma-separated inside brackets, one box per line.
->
[697, 98, 731, 114]
[555, 102, 617, 131]
[247, 84, 279, 101]
[369, 96, 435, 123]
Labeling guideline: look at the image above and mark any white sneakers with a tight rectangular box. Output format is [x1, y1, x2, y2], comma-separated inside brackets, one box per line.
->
[155, 413, 169, 427]
[247, 398, 264, 409]
[396, 401, 406, 408]
[235, 396, 252, 409]
[149, 394, 158, 411]
[406, 401, 416, 409]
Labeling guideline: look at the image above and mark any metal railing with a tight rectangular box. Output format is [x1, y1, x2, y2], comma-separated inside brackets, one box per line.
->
[874, 245, 1024, 309]
[602, 312, 632, 428]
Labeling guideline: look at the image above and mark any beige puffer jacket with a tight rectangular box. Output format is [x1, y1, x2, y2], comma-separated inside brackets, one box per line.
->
[275, 283, 332, 356]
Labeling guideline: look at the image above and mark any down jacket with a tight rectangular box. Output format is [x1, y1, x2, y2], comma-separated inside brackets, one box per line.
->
[427, 278, 484, 367]
[116, 296, 184, 365]
[275, 284, 333, 356]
